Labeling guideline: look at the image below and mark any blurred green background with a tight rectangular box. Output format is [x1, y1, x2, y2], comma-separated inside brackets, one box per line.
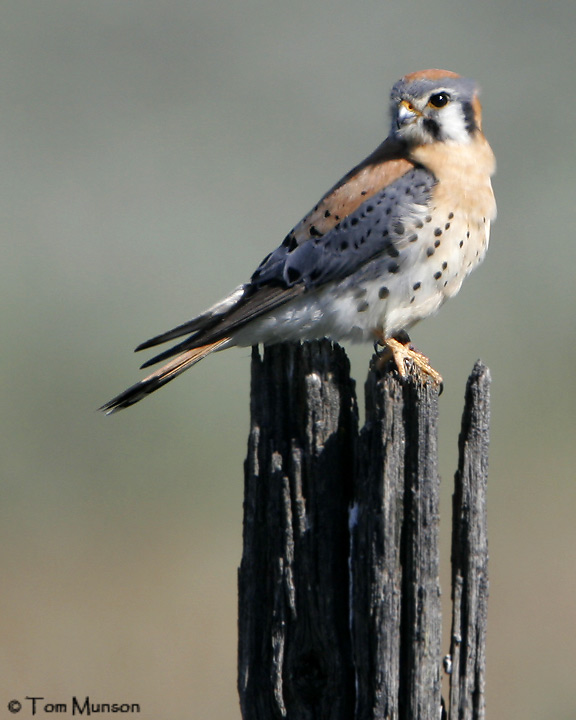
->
[2, 1, 576, 717]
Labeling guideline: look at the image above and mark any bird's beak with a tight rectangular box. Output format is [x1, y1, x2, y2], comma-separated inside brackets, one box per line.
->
[397, 100, 420, 128]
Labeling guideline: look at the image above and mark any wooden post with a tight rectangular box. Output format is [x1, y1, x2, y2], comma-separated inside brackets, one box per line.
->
[448, 362, 491, 720]
[238, 341, 357, 719]
[352, 360, 442, 720]
[238, 341, 490, 720]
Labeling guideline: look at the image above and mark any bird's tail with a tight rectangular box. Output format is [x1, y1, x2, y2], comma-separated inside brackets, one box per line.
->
[100, 338, 229, 414]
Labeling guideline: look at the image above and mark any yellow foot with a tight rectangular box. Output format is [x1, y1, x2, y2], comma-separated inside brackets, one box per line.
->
[377, 336, 443, 386]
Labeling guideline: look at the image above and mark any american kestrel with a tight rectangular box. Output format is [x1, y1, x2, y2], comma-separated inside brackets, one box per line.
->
[102, 69, 496, 413]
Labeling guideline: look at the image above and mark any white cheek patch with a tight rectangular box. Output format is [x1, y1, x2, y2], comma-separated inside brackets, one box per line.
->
[439, 103, 472, 144]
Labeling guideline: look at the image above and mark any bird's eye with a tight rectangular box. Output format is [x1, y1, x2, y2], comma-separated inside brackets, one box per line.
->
[428, 92, 450, 108]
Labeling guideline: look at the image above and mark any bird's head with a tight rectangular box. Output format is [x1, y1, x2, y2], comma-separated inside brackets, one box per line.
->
[390, 69, 482, 146]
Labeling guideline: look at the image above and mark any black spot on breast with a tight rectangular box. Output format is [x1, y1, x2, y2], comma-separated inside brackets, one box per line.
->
[413, 281, 421, 291]
[445, 222, 451, 230]
[393, 221, 405, 235]
[407, 234, 419, 243]
[425, 215, 432, 223]
[448, 212, 454, 220]
[434, 239, 441, 248]
[459, 240, 464, 248]
[415, 220, 424, 229]
[387, 245, 400, 258]
[434, 227, 443, 237]
[388, 262, 400, 274]
[427, 247, 435, 257]
[434, 271, 442, 280]
[357, 300, 369, 312]
[379, 286, 389, 299]
[442, 261, 448, 270]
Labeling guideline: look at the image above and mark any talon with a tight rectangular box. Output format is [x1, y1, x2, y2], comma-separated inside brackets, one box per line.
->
[376, 335, 443, 386]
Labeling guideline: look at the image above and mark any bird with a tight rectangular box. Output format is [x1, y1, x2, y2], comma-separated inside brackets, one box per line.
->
[101, 68, 496, 414]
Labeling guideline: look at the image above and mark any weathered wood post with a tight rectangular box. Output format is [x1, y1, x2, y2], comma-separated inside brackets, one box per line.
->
[238, 340, 490, 720]
[351, 359, 442, 720]
[239, 341, 357, 718]
[448, 363, 491, 720]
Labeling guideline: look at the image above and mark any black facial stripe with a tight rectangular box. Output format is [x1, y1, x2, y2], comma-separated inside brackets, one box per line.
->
[423, 117, 442, 140]
[462, 100, 477, 135]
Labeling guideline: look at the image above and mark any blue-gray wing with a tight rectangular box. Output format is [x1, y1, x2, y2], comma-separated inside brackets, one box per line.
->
[251, 166, 436, 289]
[130, 164, 436, 368]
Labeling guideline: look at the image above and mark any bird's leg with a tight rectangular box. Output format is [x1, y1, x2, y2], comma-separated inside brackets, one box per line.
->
[375, 331, 443, 386]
